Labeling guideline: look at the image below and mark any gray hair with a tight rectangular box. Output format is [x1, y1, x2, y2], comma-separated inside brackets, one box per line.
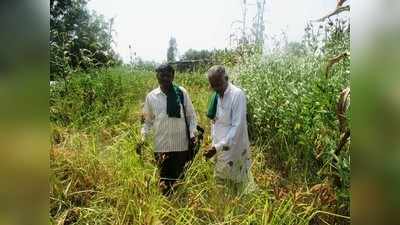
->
[207, 65, 228, 78]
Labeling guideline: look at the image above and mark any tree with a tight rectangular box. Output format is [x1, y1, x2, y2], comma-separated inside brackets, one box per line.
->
[176, 49, 212, 72]
[167, 37, 177, 63]
[176, 48, 237, 72]
[180, 49, 213, 61]
[252, 0, 266, 47]
[50, 0, 120, 80]
[284, 42, 307, 56]
[229, 0, 266, 59]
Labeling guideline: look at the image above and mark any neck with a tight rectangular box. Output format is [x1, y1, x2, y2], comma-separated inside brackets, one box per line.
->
[219, 83, 228, 98]
[160, 84, 172, 93]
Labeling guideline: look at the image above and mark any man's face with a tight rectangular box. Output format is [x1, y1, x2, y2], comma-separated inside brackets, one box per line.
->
[208, 73, 227, 95]
[156, 72, 174, 88]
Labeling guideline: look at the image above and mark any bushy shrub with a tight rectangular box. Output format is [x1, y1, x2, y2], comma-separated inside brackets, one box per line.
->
[50, 68, 155, 130]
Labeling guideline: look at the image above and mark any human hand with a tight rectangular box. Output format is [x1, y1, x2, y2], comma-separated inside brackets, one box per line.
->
[203, 146, 217, 160]
[190, 137, 196, 148]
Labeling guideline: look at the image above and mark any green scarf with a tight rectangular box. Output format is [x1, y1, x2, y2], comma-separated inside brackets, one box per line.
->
[166, 84, 182, 118]
[207, 91, 219, 120]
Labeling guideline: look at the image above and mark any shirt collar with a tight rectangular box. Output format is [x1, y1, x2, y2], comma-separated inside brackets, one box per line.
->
[222, 82, 232, 97]
[154, 87, 163, 95]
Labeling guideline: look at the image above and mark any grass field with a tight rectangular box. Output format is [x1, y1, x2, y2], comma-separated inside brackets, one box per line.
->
[50, 49, 350, 224]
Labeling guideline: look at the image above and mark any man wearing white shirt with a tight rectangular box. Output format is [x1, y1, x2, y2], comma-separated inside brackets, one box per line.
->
[140, 64, 197, 195]
[203, 65, 252, 193]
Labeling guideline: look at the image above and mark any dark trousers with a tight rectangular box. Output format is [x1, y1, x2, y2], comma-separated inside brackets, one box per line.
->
[154, 150, 190, 195]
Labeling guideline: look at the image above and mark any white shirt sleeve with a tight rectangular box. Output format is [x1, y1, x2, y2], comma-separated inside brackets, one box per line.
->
[140, 94, 154, 140]
[183, 89, 197, 138]
[214, 91, 247, 151]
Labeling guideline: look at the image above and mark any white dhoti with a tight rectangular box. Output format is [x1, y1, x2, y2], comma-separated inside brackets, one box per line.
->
[211, 83, 253, 186]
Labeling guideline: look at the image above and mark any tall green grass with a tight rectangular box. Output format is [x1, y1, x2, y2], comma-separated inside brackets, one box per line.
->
[235, 51, 350, 178]
[231, 29, 350, 220]
[50, 61, 349, 224]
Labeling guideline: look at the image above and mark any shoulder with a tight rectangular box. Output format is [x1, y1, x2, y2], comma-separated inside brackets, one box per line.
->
[146, 88, 160, 99]
[150, 87, 160, 94]
[176, 85, 190, 96]
[230, 84, 246, 98]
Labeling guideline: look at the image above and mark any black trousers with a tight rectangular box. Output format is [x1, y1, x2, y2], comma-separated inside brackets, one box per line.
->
[154, 150, 190, 195]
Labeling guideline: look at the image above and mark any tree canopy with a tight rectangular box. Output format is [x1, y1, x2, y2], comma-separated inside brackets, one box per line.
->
[50, 0, 121, 80]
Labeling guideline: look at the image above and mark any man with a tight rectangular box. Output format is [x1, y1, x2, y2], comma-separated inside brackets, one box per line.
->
[140, 64, 197, 195]
[203, 65, 252, 193]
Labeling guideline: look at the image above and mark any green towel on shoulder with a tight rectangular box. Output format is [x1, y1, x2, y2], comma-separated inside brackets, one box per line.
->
[207, 91, 219, 120]
[167, 84, 182, 118]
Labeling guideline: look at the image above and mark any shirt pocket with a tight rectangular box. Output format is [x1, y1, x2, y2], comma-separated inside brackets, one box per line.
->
[153, 98, 167, 120]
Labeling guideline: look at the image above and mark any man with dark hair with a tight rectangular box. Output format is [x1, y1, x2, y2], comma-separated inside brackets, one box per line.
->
[139, 64, 197, 195]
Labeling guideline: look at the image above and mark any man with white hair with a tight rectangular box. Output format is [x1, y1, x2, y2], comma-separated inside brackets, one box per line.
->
[203, 65, 253, 193]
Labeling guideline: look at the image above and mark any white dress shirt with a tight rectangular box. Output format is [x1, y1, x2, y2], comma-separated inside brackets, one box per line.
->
[211, 83, 251, 182]
[141, 86, 197, 152]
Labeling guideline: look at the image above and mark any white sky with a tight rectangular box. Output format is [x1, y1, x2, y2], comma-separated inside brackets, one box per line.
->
[88, 0, 339, 63]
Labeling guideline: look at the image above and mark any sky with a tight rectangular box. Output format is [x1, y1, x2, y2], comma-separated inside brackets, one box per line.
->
[87, 0, 340, 63]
